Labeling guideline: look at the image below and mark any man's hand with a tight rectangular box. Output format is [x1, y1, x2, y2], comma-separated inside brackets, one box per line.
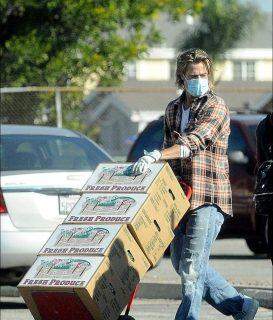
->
[159, 144, 191, 160]
[132, 150, 161, 175]
[180, 145, 191, 158]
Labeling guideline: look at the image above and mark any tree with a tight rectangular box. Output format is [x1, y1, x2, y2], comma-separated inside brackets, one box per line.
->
[1, 0, 204, 87]
[1, 1, 204, 134]
[178, 0, 260, 63]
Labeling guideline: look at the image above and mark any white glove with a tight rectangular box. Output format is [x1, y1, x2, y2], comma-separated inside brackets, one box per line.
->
[180, 145, 191, 158]
[132, 149, 161, 175]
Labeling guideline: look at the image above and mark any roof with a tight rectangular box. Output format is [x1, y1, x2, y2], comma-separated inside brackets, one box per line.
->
[155, 12, 272, 49]
[215, 81, 273, 111]
[83, 92, 131, 125]
[117, 80, 272, 113]
[230, 114, 266, 123]
[143, 114, 266, 125]
[252, 93, 273, 111]
[116, 80, 176, 113]
[1, 124, 81, 137]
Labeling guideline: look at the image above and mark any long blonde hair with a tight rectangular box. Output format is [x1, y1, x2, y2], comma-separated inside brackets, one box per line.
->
[175, 48, 214, 90]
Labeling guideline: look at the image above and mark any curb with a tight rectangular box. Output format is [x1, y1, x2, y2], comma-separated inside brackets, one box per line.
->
[136, 283, 273, 309]
[240, 288, 273, 310]
[1, 283, 272, 310]
[0, 286, 20, 298]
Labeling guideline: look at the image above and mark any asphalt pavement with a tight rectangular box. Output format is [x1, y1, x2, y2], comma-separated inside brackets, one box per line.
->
[1, 239, 272, 319]
[129, 299, 272, 320]
[137, 239, 272, 308]
[142, 239, 272, 288]
[1, 297, 272, 320]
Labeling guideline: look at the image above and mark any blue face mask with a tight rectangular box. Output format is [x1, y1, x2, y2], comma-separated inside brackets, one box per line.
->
[185, 77, 209, 97]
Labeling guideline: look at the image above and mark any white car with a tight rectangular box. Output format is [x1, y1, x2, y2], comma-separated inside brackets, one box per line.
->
[0, 125, 112, 283]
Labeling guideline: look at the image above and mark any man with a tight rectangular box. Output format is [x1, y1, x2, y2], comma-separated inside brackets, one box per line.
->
[255, 112, 273, 263]
[132, 49, 259, 320]
[256, 112, 273, 166]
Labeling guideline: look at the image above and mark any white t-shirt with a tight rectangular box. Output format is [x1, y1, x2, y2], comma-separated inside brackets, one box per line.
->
[180, 105, 190, 133]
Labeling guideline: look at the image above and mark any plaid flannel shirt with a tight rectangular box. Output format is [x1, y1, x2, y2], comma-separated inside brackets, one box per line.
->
[163, 91, 232, 216]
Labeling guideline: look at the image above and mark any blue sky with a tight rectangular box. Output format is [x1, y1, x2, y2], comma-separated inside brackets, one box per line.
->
[246, 0, 272, 12]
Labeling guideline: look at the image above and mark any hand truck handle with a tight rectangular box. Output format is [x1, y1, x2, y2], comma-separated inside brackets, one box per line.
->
[178, 180, 192, 200]
[124, 284, 139, 316]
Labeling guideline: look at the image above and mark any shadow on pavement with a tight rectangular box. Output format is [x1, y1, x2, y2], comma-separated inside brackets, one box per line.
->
[0, 302, 27, 309]
[210, 254, 268, 260]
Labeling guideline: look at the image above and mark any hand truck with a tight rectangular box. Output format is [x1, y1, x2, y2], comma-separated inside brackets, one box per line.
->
[119, 181, 192, 319]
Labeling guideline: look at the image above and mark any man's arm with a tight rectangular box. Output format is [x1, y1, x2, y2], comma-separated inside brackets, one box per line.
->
[173, 99, 229, 154]
[162, 114, 173, 149]
[132, 98, 229, 176]
[161, 114, 187, 160]
[159, 99, 229, 161]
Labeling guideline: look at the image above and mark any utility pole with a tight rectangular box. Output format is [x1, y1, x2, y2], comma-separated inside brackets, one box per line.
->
[55, 89, 62, 128]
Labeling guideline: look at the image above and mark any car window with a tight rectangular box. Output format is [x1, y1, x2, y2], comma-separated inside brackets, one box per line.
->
[247, 124, 258, 150]
[129, 121, 164, 161]
[0, 134, 111, 171]
[228, 124, 247, 154]
[128, 119, 257, 162]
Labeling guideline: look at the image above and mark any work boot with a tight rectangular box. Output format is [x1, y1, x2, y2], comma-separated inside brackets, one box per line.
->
[234, 296, 259, 320]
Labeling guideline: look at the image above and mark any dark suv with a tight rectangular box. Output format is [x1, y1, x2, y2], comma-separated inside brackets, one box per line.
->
[127, 114, 267, 254]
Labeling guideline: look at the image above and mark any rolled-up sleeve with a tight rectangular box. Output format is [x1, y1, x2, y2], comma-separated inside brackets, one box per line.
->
[177, 99, 229, 153]
[162, 113, 173, 149]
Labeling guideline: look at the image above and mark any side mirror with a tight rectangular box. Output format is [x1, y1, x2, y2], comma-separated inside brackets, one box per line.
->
[229, 151, 249, 164]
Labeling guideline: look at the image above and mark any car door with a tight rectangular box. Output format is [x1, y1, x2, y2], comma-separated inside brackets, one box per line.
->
[1, 133, 112, 231]
[226, 122, 256, 235]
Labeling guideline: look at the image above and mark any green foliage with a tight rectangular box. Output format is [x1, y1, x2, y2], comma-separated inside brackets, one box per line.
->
[1, 0, 204, 87]
[178, 0, 261, 62]
[1, 0, 203, 135]
[1, 92, 41, 124]
[1, 91, 56, 125]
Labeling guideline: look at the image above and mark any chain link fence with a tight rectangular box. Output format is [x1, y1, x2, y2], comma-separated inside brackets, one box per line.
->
[0, 87, 84, 128]
[1, 85, 271, 157]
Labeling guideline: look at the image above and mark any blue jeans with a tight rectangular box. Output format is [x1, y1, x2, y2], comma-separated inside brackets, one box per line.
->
[170, 205, 244, 320]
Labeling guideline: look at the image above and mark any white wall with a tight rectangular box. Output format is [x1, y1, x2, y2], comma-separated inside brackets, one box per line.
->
[130, 47, 272, 82]
[136, 60, 170, 81]
[255, 60, 273, 81]
[187, 57, 272, 82]
[214, 61, 233, 81]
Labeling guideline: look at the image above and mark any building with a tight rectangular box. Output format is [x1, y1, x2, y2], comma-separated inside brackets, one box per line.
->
[123, 13, 272, 117]
[84, 13, 272, 157]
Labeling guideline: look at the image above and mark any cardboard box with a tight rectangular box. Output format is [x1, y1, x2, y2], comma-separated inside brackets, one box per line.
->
[64, 193, 174, 265]
[81, 163, 190, 230]
[19, 234, 149, 320]
[39, 223, 150, 278]
[18, 163, 190, 319]
[65, 193, 149, 225]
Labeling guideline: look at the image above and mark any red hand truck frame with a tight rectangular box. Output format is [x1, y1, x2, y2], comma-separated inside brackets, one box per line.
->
[119, 181, 192, 319]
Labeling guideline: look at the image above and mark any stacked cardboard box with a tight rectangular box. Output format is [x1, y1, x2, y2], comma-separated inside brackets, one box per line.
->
[18, 163, 190, 320]
[65, 192, 174, 265]
[19, 224, 149, 320]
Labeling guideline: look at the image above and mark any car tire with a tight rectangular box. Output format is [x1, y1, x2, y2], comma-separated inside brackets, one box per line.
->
[265, 216, 269, 245]
[265, 215, 272, 260]
[0, 267, 27, 286]
[245, 238, 268, 255]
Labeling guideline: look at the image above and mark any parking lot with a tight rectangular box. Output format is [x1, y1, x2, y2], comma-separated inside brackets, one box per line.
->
[1, 239, 272, 319]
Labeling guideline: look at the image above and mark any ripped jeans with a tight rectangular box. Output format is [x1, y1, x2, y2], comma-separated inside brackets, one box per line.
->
[170, 205, 244, 320]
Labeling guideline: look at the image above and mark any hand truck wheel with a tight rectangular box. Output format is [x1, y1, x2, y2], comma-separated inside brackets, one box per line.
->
[118, 285, 139, 319]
